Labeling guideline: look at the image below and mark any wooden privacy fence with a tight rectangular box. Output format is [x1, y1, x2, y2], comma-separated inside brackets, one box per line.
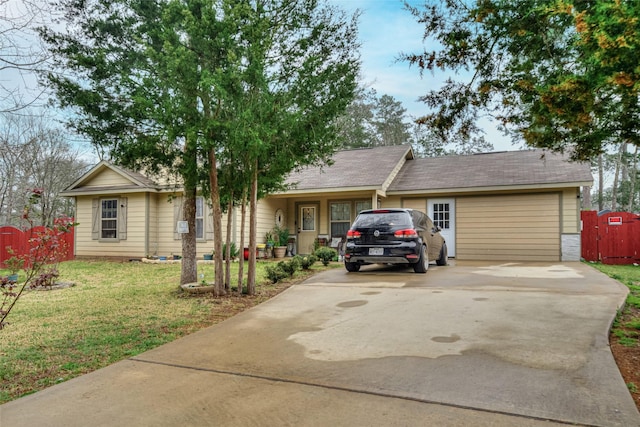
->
[0, 225, 75, 268]
[581, 211, 640, 265]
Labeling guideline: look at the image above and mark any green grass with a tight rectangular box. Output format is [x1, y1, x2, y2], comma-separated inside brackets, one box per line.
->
[0, 259, 329, 404]
[589, 263, 640, 347]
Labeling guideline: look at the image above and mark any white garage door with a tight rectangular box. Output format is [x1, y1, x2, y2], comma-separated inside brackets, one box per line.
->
[456, 193, 560, 262]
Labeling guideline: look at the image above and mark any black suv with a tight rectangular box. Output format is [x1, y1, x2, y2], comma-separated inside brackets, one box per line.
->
[344, 208, 447, 273]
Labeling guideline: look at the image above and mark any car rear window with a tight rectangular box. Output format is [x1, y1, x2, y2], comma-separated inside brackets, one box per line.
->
[353, 212, 412, 228]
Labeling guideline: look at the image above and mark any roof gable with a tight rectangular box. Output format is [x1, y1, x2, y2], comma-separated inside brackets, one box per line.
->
[61, 161, 162, 196]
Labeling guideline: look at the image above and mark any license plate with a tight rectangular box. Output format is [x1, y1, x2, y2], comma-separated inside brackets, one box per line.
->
[369, 247, 384, 256]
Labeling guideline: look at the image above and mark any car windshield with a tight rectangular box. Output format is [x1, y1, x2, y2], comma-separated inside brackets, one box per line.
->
[353, 212, 412, 228]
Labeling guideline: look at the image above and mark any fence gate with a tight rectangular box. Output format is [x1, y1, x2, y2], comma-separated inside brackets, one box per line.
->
[581, 211, 640, 265]
[0, 225, 75, 268]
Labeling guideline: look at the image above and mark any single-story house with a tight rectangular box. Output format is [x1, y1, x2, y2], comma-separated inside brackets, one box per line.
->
[60, 145, 592, 262]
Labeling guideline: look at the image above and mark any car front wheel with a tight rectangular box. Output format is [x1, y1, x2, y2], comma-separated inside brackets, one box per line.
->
[345, 261, 360, 272]
[413, 245, 428, 273]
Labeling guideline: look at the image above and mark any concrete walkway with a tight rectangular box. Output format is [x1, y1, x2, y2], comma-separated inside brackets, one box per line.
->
[1, 261, 639, 426]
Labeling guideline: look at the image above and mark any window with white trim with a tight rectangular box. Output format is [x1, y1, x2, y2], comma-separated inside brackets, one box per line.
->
[195, 196, 204, 240]
[330, 200, 372, 237]
[355, 200, 372, 215]
[330, 202, 351, 237]
[101, 199, 118, 239]
[92, 197, 127, 241]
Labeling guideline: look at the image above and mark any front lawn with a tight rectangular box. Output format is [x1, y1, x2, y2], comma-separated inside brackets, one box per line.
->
[0, 259, 326, 404]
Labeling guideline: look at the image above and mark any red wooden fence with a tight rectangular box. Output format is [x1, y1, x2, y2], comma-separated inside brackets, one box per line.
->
[581, 211, 640, 264]
[0, 225, 74, 268]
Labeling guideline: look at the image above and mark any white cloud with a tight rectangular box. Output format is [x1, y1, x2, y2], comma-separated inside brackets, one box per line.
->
[331, 0, 517, 151]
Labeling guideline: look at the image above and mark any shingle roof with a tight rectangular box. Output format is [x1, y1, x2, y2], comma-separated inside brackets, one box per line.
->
[388, 149, 592, 193]
[284, 145, 412, 191]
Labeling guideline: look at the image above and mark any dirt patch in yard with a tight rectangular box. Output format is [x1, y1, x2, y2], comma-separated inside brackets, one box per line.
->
[610, 305, 640, 411]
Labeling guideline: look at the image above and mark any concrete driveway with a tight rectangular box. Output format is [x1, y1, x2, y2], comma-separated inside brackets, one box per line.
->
[2, 261, 639, 426]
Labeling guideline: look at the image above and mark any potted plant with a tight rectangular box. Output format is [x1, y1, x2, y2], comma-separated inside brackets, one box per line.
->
[203, 249, 213, 261]
[272, 225, 289, 258]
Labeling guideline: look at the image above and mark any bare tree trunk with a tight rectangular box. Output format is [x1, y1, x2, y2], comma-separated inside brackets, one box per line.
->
[0, 115, 88, 226]
[208, 148, 225, 296]
[180, 188, 198, 285]
[224, 195, 233, 292]
[598, 153, 604, 211]
[628, 145, 638, 212]
[612, 143, 625, 211]
[237, 189, 247, 295]
[582, 186, 591, 211]
[247, 163, 258, 295]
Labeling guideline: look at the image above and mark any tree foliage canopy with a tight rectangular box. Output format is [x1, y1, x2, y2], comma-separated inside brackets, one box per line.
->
[41, 0, 359, 189]
[40, 0, 360, 290]
[402, 0, 640, 161]
[336, 84, 493, 155]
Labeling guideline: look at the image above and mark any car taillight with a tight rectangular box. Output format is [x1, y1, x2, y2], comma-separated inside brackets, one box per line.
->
[394, 229, 418, 238]
[346, 230, 361, 239]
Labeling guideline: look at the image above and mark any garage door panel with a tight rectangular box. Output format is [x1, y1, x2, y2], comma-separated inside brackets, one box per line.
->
[457, 193, 560, 261]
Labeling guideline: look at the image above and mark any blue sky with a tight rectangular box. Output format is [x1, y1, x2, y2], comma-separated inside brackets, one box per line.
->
[3, 0, 515, 152]
[331, 0, 428, 117]
[331, 0, 516, 151]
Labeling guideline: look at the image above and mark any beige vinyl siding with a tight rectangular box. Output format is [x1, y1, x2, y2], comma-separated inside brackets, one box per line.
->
[84, 169, 131, 187]
[457, 193, 560, 261]
[147, 194, 159, 257]
[156, 195, 182, 257]
[561, 188, 580, 233]
[75, 193, 148, 258]
[74, 196, 93, 255]
[401, 198, 427, 213]
[381, 195, 402, 208]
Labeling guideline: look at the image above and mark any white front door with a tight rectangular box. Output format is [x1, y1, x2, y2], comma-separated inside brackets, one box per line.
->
[297, 204, 318, 255]
[429, 198, 455, 257]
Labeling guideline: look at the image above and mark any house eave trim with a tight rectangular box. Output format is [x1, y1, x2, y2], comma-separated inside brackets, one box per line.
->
[271, 186, 382, 197]
[60, 188, 161, 197]
[387, 181, 593, 196]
